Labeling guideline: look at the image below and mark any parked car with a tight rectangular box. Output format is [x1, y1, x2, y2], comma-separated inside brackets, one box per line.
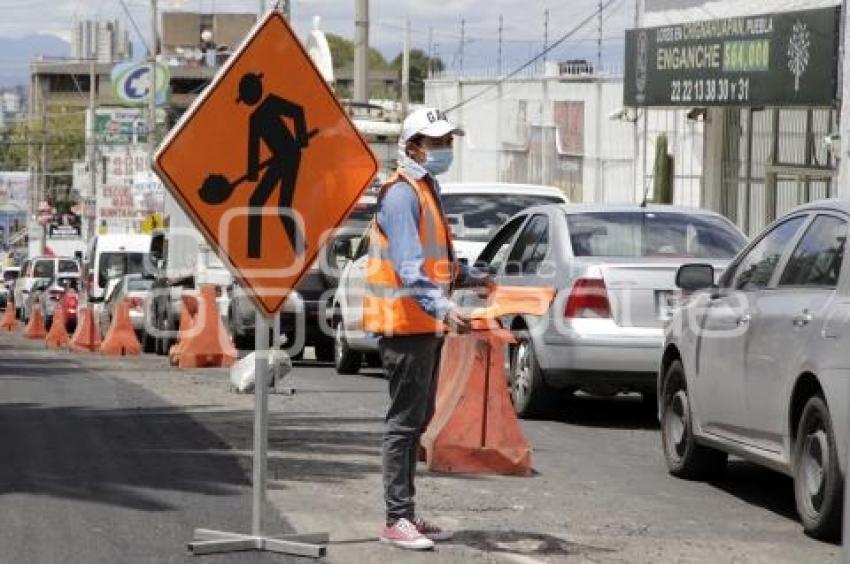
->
[98, 274, 154, 339]
[0, 266, 20, 308]
[229, 195, 377, 358]
[15, 256, 80, 318]
[440, 182, 568, 263]
[329, 184, 569, 375]
[22, 274, 80, 328]
[660, 200, 850, 540]
[470, 204, 747, 417]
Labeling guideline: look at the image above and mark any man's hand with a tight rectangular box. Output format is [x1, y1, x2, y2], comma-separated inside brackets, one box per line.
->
[445, 305, 471, 334]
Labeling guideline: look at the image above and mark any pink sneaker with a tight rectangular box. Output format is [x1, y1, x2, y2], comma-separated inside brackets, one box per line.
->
[414, 517, 453, 541]
[379, 518, 434, 550]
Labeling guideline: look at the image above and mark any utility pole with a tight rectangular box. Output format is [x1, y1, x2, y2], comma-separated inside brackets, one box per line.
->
[427, 27, 433, 79]
[353, 0, 369, 103]
[401, 19, 410, 118]
[597, 0, 603, 72]
[498, 15, 503, 77]
[39, 84, 47, 255]
[543, 9, 549, 72]
[459, 19, 465, 78]
[88, 58, 98, 242]
[148, 0, 158, 161]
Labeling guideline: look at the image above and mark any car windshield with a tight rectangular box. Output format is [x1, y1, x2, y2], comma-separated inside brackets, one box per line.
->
[566, 211, 746, 259]
[98, 252, 148, 289]
[58, 259, 78, 273]
[33, 260, 54, 278]
[127, 278, 153, 292]
[442, 193, 565, 242]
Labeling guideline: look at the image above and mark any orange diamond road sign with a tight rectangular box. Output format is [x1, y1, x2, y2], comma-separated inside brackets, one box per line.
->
[153, 10, 378, 316]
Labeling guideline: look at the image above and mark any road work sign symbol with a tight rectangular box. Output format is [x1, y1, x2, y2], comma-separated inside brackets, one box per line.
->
[153, 10, 378, 316]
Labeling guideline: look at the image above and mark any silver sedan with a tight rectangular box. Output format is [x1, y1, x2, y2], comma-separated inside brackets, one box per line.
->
[661, 199, 850, 540]
[471, 204, 746, 418]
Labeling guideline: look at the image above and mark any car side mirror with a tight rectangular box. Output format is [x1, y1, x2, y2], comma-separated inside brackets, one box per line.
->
[676, 264, 715, 292]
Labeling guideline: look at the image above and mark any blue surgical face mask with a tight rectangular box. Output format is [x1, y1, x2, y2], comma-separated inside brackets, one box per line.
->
[423, 148, 454, 176]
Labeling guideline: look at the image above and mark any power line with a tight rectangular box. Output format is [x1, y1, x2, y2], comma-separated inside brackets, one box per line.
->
[445, 0, 620, 114]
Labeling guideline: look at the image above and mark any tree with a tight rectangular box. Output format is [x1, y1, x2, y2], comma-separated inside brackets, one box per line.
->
[391, 49, 445, 103]
[326, 32, 389, 71]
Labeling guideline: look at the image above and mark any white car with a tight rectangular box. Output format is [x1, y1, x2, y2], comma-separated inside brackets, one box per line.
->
[15, 256, 80, 318]
[660, 200, 850, 540]
[329, 182, 568, 375]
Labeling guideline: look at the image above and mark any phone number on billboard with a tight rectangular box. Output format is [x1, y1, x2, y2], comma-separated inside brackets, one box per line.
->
[669, 77, 751, 103]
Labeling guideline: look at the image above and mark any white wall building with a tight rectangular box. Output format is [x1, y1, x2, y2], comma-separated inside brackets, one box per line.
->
[425, 68, 654, 205]
[71, 19, 132, 63]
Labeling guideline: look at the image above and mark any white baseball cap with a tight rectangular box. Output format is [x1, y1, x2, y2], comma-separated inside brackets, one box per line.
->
[399, 107, 465, 144]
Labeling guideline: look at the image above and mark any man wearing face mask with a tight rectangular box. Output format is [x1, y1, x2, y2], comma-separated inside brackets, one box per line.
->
[363, 108, 492, 551]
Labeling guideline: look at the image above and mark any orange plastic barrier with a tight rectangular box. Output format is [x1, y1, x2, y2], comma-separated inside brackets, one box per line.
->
[45, 303, 71, 348]
[421, 323, 532, 476]
[24, 304, 47, 339]
[70, 305, 102, 352]
[168, 292, 198, 365]
[173, 285, 236, 369]
[100, 300, 141, 356]
[0, 300, 16, 331]
[468, 285, 556, 320]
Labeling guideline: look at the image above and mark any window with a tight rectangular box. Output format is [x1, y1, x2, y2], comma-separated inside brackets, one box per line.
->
[731, 216, 806, 290]
[566, 211, 745, 258]
[475, 216, 526, 274]
[779, 215, 847, 288]
[98, 252, 148, 289]
[506, 215, 549, 275]
[3, 270, 19, 282]
[33, 260, 55, 279]
[441, 193, 564, 242]
[59, 259, 79, 273]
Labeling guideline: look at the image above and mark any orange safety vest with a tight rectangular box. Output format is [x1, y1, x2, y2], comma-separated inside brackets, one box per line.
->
[362, 169, 455, 336]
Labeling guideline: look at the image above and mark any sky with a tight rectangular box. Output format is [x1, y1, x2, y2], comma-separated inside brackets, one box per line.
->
[0, 0, 638, 73]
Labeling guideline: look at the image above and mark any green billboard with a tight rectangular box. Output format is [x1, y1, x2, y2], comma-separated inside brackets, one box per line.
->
[624, 7, 840, 107]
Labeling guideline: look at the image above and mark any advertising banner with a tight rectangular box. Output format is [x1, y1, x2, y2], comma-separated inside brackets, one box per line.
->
[624, 6, 840, 107]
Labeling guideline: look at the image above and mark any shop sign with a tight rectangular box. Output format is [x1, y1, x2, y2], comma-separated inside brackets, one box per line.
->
[624, 7, 840, 107]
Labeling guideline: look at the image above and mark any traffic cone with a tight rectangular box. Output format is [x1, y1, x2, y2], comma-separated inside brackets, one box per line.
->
[176, 285, 236, 369]
[45, 302, 71, 348]
[168, 292, 198, 366]
[70, 304, 102, 353]
[421, 322, 532, 476]
[24, 304, 47, 340]
[0, 300, 16, 331]
[99, 299, 141, 356]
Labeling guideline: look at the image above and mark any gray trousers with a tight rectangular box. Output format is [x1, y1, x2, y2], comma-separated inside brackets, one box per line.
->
[379, 334, 444, 523]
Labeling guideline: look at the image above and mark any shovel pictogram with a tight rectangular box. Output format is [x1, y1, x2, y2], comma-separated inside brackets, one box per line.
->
[198, 128, 319, 205]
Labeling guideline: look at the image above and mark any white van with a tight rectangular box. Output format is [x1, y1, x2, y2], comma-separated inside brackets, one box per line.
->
[85, 234, 152, 302]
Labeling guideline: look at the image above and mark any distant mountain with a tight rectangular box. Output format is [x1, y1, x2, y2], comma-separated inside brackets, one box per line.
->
[0, 35, 70, 89]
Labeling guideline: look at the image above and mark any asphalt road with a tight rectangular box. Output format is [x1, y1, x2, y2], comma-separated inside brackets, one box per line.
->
[0, 331, 842, 563]
[0, 337, 297, 564]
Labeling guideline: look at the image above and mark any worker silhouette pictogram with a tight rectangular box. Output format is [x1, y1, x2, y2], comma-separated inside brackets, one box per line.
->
[195, 72, 319, 259]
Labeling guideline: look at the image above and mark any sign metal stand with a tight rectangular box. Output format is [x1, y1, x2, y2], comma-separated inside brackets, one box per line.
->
[187, 310, 328, 557]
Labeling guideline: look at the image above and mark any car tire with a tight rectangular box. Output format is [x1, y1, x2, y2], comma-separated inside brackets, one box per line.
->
[314, 336, 335, 363]
[365, 352, 382, 369]
[793, 395, 843, 541]
[156, 311, 171, 356]
[509, 333, 554, 418]
[661, 360, 727, 479]
[333, 318, 361, 375]
[142, 330, 156, 354]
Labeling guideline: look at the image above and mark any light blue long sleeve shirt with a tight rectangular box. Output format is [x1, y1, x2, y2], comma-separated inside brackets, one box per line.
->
[377, 164, 453, 320]
[376, 156, 486, 320]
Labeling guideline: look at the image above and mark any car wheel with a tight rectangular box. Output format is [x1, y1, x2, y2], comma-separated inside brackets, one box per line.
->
[333, 318, 361, 374]
[365, 352, 382, 369]
[793, 395, 843, 541]
[661, 360, 727, 479]
[142, 330, 156, 354]
[156, 312, 171, 356]
[509, 334, 554, 418]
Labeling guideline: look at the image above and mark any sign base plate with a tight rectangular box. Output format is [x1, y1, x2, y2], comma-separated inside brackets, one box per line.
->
[189, 529, 328, 557]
